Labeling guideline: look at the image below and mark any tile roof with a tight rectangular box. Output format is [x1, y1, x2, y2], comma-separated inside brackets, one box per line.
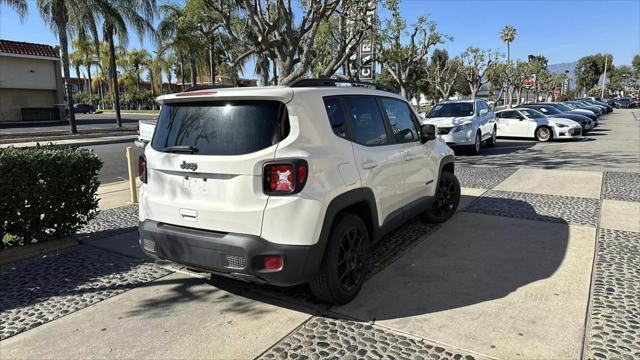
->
[0, 39, 59, 59]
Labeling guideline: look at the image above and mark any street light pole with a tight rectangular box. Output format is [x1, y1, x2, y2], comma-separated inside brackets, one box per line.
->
[601, 55, 608, 99]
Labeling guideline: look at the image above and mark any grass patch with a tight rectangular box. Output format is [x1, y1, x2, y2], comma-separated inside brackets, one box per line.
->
[102, 109, 160, 114]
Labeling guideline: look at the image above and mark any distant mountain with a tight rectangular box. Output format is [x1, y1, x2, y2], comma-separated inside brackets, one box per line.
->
[547, 61, 581, 89]
[548, 61, 577, 81]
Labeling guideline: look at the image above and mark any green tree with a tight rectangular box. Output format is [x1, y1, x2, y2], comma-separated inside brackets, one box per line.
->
[425, 49, 460, 100]
[378, 0, 447, 99]
[458, 47, 500, 99]
[633, 54, 640, 74]
[499, 25, 516, 107]
[99, 0, 157, 127]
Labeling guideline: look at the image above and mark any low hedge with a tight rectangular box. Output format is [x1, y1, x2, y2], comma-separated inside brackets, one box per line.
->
[0, 146, 103, 248]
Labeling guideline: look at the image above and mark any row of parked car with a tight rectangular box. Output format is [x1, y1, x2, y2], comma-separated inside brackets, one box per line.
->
[419, 97, 613, 154]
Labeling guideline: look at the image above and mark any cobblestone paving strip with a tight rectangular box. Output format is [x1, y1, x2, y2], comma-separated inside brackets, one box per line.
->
[602, 172, 640, 202]
[587, 229, 640, 360]
[258, 316, 483, 360]
[455, 166, 517, 189]
[76, 204, 139, 242]
[464, 190, 600, 226]
[0, 245, 169, 340]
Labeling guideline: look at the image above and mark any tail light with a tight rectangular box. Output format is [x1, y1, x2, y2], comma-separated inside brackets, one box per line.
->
[139, 155, 147, 183]
[263, 160, 308, 195]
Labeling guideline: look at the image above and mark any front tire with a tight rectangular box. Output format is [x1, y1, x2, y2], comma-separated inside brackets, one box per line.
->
[468, 131, 482, 155]
[310, 213, 370, 305]
[485, 126, 497, 147]
[422, 171, 461, 223]
[535, 126, 552, 142]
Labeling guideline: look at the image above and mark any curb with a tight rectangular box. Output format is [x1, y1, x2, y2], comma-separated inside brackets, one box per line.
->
[0, 135, 138, 148]
[0, 238, 79, 266]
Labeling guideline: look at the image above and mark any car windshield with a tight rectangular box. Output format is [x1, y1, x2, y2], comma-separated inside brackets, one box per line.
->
[533, 106, 560, 114]
[564, 103, 578, 109]
[426, 103, 474, 118]
[520, 109, 547, 118]
[551, 103, 572, 111]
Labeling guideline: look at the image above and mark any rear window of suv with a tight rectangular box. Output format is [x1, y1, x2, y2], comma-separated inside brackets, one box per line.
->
[151, 100, 288, 155]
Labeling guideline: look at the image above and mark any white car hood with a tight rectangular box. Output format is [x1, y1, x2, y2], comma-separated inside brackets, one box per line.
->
[422, 116, 473, 127]
[549, 117, 580, 127]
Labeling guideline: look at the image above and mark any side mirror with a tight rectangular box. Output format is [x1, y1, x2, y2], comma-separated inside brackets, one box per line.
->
[479, 108, 488, 116]
[420, 124, 436, 143]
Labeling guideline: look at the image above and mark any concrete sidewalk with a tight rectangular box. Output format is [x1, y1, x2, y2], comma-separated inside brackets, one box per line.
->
[0, 134, 137, 148]
[98, 179, 141, 209]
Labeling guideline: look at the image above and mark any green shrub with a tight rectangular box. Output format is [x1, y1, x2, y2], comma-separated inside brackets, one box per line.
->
[0, 146, 103, 248]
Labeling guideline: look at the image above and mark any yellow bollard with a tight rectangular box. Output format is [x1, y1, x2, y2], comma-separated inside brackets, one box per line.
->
[126, 146, 138, 204]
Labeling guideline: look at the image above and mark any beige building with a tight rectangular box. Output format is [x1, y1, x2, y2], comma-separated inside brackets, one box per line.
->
[0, 39, 65, 122]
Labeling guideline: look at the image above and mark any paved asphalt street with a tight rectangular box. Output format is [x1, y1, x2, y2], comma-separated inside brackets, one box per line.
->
[84, 140, 144, 184]
[0, 113, 157, 134]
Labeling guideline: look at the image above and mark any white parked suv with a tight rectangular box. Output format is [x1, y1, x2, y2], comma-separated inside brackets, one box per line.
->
[421, 99, 497, 154]
[138, 79, 460, 304]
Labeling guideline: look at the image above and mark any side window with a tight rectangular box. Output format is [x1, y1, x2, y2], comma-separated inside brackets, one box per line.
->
[380, 98, 418, 143]
[323, 98, 347, 138]
[342, 96, 388, 146]
[538, 107, 549, 114]
[500, 110, 517, 119]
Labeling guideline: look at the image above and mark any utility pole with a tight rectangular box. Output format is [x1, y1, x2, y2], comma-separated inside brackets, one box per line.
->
[601, 55, 608, 99]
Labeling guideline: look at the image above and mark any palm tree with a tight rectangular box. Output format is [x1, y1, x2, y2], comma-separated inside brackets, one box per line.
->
[96, 0, 157, 127]
[72, 37, 97, 98]
[126, 48, 151, 91]
[158, 3, 200, 87]
[500, 25, 517, 108]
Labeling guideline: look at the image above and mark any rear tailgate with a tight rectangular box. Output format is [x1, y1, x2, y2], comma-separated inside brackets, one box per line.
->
[141, 94, 292, 236]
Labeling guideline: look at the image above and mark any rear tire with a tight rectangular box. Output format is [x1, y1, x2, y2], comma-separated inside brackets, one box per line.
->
[422, 171, 460, 223]
[535, 126, 552, 142]
[309, 213, 370, 305]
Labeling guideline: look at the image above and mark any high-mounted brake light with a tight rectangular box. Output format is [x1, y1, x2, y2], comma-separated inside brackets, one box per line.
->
[139, 155, 147, 183]
[263, 160, 308, 195]
[175, 91, 218, 97]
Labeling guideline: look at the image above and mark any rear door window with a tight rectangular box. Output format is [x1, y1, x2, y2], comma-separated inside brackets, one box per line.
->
[342, 96, 389, 146]
[151, 101, 288, 155]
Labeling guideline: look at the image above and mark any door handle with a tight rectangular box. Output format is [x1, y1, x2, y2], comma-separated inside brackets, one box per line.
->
[361, 161, 378, 169]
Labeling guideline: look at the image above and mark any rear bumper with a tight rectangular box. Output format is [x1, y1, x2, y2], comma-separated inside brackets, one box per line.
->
[139, 220, 322, 287]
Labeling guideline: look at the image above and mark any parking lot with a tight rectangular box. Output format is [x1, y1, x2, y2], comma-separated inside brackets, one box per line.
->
[1, 109, 638, 359]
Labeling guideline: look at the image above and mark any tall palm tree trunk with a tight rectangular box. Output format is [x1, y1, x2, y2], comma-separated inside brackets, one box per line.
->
[54, 11, 77, 134]
[87, 65, 93, 98]
[189, 46, 197, 86]
[179, 53, 186, 90]
[106, 29, 122, 127]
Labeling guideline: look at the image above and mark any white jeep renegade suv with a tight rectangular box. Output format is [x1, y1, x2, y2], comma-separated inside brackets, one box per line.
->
[138, 79, 460, 304]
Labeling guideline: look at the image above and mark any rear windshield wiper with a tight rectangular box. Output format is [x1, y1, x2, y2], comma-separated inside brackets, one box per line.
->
[163, 145, 199, 154]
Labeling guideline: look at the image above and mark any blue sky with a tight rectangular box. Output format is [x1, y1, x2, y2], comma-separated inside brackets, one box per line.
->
[1, 0, 638, 79]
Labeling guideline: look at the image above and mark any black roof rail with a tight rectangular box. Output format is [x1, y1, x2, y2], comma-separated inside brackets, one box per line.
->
[184, 84, 235, 92]
[287, 78, 398, 94]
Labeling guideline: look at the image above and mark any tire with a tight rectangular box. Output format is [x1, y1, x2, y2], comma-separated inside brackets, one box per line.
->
[485, 126, 497, 147]
[422, 171, 461, 223]
[535, 126, 552, 142]
[309, 213, 370, 305]
[468, 131, 482, 155]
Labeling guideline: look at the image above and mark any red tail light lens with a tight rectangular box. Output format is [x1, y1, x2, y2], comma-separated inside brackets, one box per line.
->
[263, 255, 283, 271]
[263, 160, 308, 195]
[139, 155, 147, 183]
